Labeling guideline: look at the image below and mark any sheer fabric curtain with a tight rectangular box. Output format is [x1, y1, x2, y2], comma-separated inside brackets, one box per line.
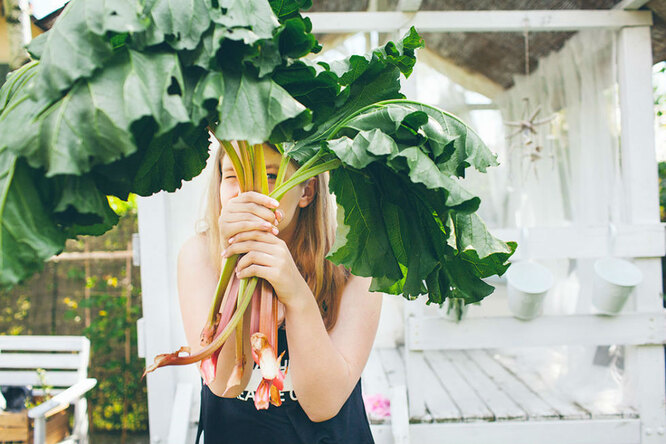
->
[495, 30, 629, 411]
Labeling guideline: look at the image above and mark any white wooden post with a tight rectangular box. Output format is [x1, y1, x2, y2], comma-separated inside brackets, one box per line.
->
[168, 383, 194, 444]
[616, 24, 666, 444]
[138, 193, 177, 444]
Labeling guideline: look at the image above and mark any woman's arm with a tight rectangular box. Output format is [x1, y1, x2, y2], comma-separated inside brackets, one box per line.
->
[228, 229, 382, 421]
[284, 275, 382, 422]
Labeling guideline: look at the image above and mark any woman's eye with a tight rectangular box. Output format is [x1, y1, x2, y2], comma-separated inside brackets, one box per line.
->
[224, 175, 236, 180]
[267, 173, 278, 181]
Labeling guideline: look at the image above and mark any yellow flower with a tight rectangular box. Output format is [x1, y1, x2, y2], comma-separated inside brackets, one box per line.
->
[107, 276, 118, 288]
[99, 310, 107, 317]
[63, 297, 71, 305]
[71, 302, 78, 309]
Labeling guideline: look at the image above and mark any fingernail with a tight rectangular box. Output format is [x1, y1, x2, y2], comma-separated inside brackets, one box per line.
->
[264, 222, 272, 229]
[221, 249, 226, 257]
[272, 227, 279, 236]
[276, 209, 283, 221]
[228, 237, 235, 244]
[270, 198, 279, 208]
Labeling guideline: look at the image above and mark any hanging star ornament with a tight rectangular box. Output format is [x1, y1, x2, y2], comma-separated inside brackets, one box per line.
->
[504, 97, 557, 179]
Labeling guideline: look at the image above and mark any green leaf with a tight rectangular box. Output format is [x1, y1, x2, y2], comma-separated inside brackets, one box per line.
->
[328, 129, 397, 169]
[327, 167, 402, 283]
[0, 155, 65, 287]
[211, 72, 308, 145]
[29, 0, 148, 101]
[6, 49, 190, 177]
[93, 122, 210, 198]
[213, 0, 280, 40]
[144, 0, 212, 50]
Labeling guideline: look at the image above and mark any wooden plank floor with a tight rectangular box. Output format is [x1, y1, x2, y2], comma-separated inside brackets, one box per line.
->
[361, 348, 637, 425]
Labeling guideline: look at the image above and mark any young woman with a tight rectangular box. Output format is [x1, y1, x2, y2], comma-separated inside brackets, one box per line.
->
[178, 143, 382, 444]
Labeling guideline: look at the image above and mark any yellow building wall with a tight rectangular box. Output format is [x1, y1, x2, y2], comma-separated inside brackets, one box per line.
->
[0, 18, 45, 64]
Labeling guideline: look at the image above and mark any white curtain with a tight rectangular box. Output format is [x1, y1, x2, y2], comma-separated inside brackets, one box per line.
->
[493, 30, 630, 413]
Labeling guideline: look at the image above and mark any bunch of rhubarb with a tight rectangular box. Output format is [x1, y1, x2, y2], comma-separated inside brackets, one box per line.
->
[0, 0, 517, 407]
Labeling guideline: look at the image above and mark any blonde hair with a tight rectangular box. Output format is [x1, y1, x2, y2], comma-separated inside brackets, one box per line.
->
[203, 146, 349, 330]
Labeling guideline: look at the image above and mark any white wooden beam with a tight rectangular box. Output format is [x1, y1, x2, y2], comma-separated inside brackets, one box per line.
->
[615, 25, 666, 444]
[397, 0, 422, 12]
[137, 193, 176, 443]
[372, 419, 641, 444]
[492, 223, 665, 261]
[418, 47, 504, 100]
[306, 10, 653, 34]
[613, 0, 651, 10]
[408, 313, 666, 350]
[167, 383, 194, 444]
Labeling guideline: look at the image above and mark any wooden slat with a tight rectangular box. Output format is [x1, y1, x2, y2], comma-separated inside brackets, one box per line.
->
[0, 427, 29, 442]
[370, 418, 641, 444]
[404, 351, 427, 421]
[406, 351, 461, 422]
[49, 250, 132, 262]
[446, 350, 527, 421]
[379, 348, 406, 388]
[0, 370, 79, 387]
[409, 313, 666, 350]
[521, 358, 630, 419]
[0, 410, 28, 427]
[363, 349, 390, 396]
[0, 336, 86, 352]
[305, 10, 652, 33]
[363, 350, 392, 424]
[483, 350, 591, 420]
[425, 351, 493, 421]
[465, 350, 560, 420]
[0, 353, 81, 369]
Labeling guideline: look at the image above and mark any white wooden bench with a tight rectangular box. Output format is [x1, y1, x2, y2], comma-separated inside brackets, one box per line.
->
[0, 336, 97, 444]
[362, 311, 666, 444]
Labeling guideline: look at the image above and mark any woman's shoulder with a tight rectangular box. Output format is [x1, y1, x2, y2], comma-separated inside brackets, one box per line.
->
[178, 233, 213, 274]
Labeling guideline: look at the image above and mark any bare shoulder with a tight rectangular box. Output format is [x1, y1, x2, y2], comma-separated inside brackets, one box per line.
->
[341, 274, 381, 305]
[178, 234, 216, 283]
[333, 274, 381, 333]
[179, 234, 210, 267]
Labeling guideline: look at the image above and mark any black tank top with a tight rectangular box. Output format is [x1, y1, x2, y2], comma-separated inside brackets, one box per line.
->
[195, 327, 375, 444]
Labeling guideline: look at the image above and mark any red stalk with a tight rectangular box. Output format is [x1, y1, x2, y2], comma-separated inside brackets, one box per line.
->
[142, 277, 258, 378]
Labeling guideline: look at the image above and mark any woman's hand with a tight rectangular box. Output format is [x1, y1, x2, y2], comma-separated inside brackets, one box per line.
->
[222, 230, 311, 308]
[218, 192, 282, 249]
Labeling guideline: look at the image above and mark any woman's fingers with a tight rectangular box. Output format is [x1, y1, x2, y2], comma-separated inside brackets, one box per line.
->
[235, 191, 280, 210]
[227, 202, 278, 226]
[227, 229, 282, 245]
[223, 237, 281, 258]
[235, 250, 275, 270]
[236, 264, 274, 281]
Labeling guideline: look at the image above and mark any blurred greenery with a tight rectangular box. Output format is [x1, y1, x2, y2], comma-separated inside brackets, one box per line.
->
[0, 193, 147, 433]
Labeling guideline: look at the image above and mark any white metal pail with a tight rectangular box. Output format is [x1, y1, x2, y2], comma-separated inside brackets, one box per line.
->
[506, 261, 554, 320]
[592, 257, 642, 315]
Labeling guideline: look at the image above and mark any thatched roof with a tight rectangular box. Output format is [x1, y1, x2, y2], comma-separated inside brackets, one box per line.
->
[310, 0, 666, 91]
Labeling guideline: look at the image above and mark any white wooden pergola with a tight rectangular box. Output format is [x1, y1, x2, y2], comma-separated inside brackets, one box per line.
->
[136, 2, 666, 443]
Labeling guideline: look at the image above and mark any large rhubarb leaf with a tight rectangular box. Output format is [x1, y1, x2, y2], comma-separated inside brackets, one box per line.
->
[28, 0, 148, 101]
[319, 99, 513, 303]
[143, 0, 212, 50]
[280, 28, 424, 161]
[207, 72, 309, 145]
[4, 49, 189, 177]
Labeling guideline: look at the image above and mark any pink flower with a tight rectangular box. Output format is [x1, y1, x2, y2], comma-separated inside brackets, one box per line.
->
[363, 393, 391, 418]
